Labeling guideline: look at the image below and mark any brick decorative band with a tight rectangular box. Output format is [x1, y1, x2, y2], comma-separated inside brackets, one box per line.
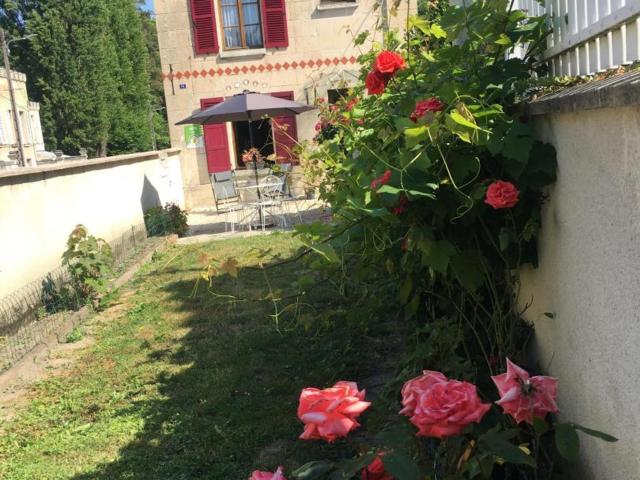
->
[162, 55, 359, 80]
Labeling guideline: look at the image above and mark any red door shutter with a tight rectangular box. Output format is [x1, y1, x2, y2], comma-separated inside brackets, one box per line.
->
[201, 98, 231, 173]
[261, 0, 289, 48]
[271, 91, 298, 164]
[190, 0, 219, 54]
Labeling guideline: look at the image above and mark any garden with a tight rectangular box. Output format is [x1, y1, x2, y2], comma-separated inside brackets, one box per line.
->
[0, 1, 619, 479]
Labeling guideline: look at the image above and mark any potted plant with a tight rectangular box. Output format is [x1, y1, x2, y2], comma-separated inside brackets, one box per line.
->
[242, 147, 265, 170]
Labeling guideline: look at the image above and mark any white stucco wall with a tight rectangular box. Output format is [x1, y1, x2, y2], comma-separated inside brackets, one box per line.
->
[520, 105, 640, 479]
[0, 149, 184, 298]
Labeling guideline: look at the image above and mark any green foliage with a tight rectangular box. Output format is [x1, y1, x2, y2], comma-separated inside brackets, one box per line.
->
[61, 225, 113, 307]
[65, 327, 85, 343]
[1, 0, 156, 156]
[143, 202, 189, 237]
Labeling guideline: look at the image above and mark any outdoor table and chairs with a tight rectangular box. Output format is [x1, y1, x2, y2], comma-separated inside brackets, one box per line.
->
[210, 169, 303, 232]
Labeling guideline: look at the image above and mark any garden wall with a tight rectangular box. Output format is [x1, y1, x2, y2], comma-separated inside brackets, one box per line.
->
[521, 90, 640, 478]
[0, 149, 184, 298]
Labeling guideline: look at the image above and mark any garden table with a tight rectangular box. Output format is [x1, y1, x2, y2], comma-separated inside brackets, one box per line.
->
[235, 177, 287, 231]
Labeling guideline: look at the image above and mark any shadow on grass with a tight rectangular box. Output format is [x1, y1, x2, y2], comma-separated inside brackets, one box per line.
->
[71, 240, 392, 479]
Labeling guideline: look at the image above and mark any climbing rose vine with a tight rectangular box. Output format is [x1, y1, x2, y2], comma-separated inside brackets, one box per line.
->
[249, 0, 618, 478]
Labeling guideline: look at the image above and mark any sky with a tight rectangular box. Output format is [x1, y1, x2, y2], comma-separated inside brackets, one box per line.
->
[142, 0, 154, 12]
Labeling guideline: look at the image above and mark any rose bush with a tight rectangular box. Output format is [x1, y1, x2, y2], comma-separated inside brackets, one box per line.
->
[247, 0, 617, 478]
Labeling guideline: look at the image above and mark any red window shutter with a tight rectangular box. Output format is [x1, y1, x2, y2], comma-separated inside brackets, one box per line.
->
[190, 0, 219, 54]
[261, 0, 289, 48]
[270, 91, 298, 164]
[200, 98, 231, 173]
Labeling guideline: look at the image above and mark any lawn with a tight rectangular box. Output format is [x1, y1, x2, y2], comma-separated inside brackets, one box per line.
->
[0, 233, 396, 479]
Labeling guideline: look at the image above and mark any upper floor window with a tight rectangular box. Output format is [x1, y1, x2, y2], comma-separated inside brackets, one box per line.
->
[190, 0, 288, 55]
[220, 0, 263, 49]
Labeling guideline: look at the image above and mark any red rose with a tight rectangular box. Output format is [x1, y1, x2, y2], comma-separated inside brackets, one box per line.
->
[410, 97, 445, 123]
[400, 371, 490, 438]
[362, 454, 393, 480]
[374, 51, 406, 74]
[366, 70, 390, 95]
[371, 169, 392, 190]
[391, 194, 409, 216]
[485, 180, 519, 209]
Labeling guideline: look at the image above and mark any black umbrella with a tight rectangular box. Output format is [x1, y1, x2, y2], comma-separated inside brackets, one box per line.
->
[176, 91, 315, 211]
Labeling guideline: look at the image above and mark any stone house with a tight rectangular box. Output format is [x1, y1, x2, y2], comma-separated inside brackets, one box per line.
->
[155, 0, 414, 208]
[0, 68, 45, 166]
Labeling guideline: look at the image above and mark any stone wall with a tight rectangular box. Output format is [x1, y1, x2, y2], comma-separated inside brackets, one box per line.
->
[521, 101, 640, 479]
[0, 149, 184, 297]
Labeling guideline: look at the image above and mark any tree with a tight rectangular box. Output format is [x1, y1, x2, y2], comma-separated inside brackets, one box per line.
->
[138, 6, 170, 150]
[105, 0, 153, 154]
[1, 0, 158, 156]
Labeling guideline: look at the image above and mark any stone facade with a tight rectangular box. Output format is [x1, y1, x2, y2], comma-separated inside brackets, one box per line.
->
[156, 0, 414, 208]
[0, 68, 45, 166]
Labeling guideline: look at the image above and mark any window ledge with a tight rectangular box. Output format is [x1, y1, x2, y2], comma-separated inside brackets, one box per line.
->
[316, 1, 358, 10]
[218, 48, 267, 60]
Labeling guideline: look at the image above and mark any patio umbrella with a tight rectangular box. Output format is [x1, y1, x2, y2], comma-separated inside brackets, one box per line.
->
[176, 91, 315, 124]
[176, 91, 315, 212]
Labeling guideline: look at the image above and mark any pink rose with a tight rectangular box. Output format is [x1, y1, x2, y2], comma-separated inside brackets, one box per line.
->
[374, 51, 406, 74]
[371, 170, 392, 190]
[400, 371, 491, 438]
[410, 97, 445, 123]
[485, 180, 519, 209]
[362, 454, 393, 480]
[491, 358, 559, 425]
[250, 466, 287, 480]
[366, 70, 390, 95]
[298, 381, 371, 442]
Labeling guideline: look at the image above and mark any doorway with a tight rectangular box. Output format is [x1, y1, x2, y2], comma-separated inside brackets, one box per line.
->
[233, 119, 274, 168]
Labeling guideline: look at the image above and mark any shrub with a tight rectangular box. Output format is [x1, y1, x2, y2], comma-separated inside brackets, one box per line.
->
[61, 225, 113, 308]
[144, 202, 189, 237]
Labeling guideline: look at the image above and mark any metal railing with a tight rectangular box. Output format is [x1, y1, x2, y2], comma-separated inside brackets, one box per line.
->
[514, 0, 640, 76]
[0, 224, 148, 373]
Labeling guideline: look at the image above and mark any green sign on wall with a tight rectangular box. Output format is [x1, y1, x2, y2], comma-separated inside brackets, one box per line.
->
[183, 124, 204, 149]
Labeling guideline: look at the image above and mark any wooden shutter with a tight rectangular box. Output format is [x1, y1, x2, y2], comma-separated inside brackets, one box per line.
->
[200, 98, 231, 173]
[190, 0, 219, 54]
[270, 91, 298, 164]
[261, 0, 289, 48]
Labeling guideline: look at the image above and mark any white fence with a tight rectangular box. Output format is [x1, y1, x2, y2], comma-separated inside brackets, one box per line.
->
[515, 0, 640, 76]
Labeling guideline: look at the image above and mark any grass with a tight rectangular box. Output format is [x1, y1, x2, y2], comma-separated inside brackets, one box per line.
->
[0, 233, 396, 479]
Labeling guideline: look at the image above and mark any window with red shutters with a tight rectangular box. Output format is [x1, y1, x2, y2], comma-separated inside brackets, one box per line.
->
[261, 0, 289, 48]
[190, 0, 220, 54]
